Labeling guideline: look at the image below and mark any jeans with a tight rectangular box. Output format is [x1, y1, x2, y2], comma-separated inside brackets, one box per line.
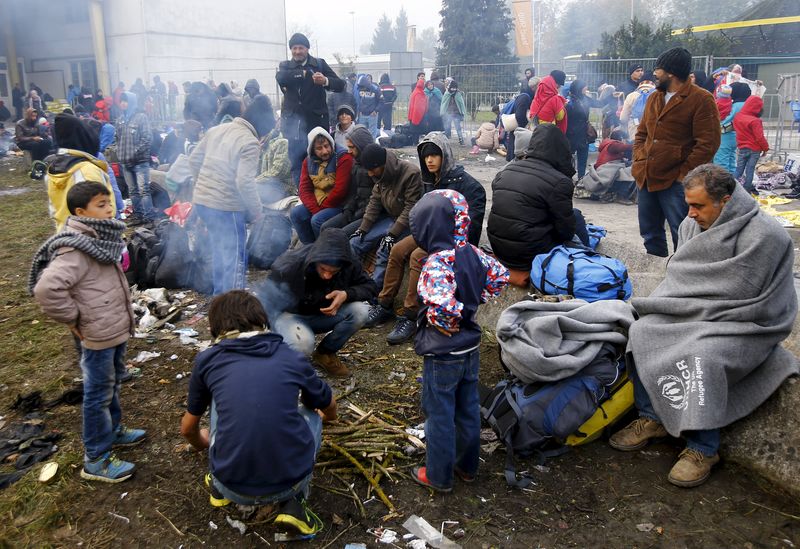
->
[81, 342, 127, 461]
[637, 182, 688, 257]
[422, 349, 481, 488]
[194, 204, 247, 295]
[377, 104, 393, 131]
[320, 212, 353, 231]
[290, 205, 342, 244]
[629, 361, 720, 456]
[358, 112, 379, 138]
[122, 162, 155, 220]
[734, 147, 760, 192]
[347, 215, 394, 259]
[443, 113, 464, 142]
[18, 138, 53, 162]
[377, 235, 422, 313]
[210, 403, 322, 505]
[273, 301, 370, 355]
[571, 142, 589, 179]
[282, 114, 309, 185]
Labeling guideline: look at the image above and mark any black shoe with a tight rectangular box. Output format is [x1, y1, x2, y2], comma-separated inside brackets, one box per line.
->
[126, 215, 146, 227]
[387, 317, 416, 345]
[363, 304, 395, 328]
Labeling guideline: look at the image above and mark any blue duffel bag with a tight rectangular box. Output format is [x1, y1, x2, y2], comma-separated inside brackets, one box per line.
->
[531, 243, 632, 302]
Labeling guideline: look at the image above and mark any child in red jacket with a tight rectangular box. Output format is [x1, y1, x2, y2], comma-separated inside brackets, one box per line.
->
[733, 95, 769, 193]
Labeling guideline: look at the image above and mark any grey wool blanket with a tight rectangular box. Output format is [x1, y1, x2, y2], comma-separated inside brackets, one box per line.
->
[495, 299, 636, 383]
[628, 184, 798, 436]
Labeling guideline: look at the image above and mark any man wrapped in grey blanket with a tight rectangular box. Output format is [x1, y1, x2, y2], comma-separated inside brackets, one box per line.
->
[612, 164, 798, 488]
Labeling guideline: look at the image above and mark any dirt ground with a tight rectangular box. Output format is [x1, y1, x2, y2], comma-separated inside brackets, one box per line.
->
[1, 152, 799, 548]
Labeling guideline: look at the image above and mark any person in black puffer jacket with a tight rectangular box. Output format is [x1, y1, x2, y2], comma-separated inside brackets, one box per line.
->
[504, 78, 538, 161]
[488, 124, 586, 285]
[322, 124, 375, 231]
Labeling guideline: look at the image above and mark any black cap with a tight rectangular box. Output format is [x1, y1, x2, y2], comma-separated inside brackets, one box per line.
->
[654, 47, 692, 81]
[289, 33, 310, 49]
[550, 70, 566, 87]
[628, 64, 644, 76]
[360, 144, 387, 170]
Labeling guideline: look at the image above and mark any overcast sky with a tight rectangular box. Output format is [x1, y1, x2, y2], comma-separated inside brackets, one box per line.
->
[285, 0, 442, 59]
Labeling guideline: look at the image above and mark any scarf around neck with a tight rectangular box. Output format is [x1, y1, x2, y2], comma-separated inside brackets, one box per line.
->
[28, 217, 126, 295]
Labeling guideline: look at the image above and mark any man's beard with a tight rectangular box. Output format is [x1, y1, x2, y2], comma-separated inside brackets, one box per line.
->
[656, 76, 670, 92]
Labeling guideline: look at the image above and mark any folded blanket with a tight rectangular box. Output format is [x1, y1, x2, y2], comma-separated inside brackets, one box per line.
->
[495, 299, 635, 383]
[628, 184, 798, 436]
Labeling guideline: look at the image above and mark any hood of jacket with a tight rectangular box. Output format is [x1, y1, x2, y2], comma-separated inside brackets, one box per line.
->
[410, 189, 470, 255]
[244, 79, 260, 97]
[514, 128, 533, 157]
[525, 124, 576, 178]
[336, 103, 356, 120]
[199, 333, 282, 366]
[121, 91, 139, 121]
[535, 76, 559, 102]
[306, 126, 345, 176]
[47, 149, 107, 178]
[99, 123, 115, 152]
[417, 131, 454, 183]
[739, 95, 763, 117]
[346, 125, 374, 159]
[303, 227, 358, 271]
[54, 113, 99, 155]
[356, 75, 374, 89]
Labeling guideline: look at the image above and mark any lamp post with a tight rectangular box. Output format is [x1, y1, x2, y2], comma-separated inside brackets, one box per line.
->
[349, 11, 356, 57]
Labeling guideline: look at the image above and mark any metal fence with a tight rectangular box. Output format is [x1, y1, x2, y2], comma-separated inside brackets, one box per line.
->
[775, 74, 800, 159]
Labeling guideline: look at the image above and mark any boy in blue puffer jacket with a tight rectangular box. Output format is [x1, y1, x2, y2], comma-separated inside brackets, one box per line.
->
[355, 74, 382, 138]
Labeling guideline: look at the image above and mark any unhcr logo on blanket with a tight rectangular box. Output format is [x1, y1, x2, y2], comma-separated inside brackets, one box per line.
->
[657, 358, 707, 410]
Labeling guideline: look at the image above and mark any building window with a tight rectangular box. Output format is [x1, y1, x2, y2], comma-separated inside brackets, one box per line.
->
[69, 60, 98, 92]
[65, 0, 89, 24]
[0, 74, 8, 98]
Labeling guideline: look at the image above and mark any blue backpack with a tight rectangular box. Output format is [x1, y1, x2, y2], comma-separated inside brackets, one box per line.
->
[586, 224, 607, 250]
[531, 243, 632, 302]
[481, 342, 630, 487]
[631, 88, 653, 122]
[501, 97, 517, 116]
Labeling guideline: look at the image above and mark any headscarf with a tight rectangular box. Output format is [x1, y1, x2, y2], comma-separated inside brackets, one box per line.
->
[54, 113, 99, 155]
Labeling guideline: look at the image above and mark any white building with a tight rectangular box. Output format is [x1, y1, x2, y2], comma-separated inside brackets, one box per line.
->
[0, 0, 286, 107]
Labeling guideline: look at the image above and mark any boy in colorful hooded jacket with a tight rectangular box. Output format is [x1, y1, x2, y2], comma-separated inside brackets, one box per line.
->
[408, 189, 509, 492]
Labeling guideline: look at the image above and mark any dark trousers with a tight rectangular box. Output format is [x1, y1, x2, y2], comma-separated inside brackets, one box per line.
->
[637, 182, 688, 257]
[18, 139, 53, 162]
[377, 104, 393, 130]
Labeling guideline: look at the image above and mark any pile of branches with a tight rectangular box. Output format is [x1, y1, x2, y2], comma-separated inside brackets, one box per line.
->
[315, 400, 424, 520]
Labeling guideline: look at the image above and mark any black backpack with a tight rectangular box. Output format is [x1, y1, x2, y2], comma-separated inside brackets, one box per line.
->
[127, 226, 160, 287]
[480, 343, 631, 487]
[246, 211, 292, 270]
[146, 220, 193, 289]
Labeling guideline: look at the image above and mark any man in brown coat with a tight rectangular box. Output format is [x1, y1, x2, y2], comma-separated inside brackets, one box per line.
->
[633, 47, 721, 257]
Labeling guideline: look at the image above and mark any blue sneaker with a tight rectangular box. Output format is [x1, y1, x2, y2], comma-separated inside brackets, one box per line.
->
[81, 452, 135, 483]
[113, 426, 147, 447]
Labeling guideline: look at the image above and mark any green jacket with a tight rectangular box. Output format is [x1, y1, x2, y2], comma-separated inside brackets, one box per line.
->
[440, 90, 466, 117]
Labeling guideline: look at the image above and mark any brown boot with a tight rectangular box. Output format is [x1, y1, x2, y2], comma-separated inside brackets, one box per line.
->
[311, 350, 350, 377]
[608, 418, 668, 451]
[668, 448, 720, 488]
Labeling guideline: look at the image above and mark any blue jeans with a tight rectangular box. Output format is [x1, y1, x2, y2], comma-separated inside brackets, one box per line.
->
[637, 182, 688, 257]
[290, 205, 342, 244]
[210, 403, 322, 505]
[734, 147, 760, 192]
[629, 361, 720, 456]
[443, 113, 464, 142]
[122, 162, 155, 219]
[194, 204, 247, 295]
[347, 215, 394, 259]
[358, 113, 379, 138]
[422, 349, 481, 488]
[571, 143, 589, 179]
[274, 301, 370, 355]
[81, 342, 127, 461]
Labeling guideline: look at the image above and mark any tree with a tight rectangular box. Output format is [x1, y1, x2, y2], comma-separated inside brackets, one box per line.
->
[393, 8, 410, 51]
[370, 14, 396, 54]
[419, 27, 439, 61]
[437, 0, 517, 65]
[659, 0, 757, 29]
[598, 18, 733, 58]
[331, 53, 357, 76]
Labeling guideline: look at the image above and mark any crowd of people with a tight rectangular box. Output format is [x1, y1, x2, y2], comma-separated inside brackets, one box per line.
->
[19, 35, 798, 539]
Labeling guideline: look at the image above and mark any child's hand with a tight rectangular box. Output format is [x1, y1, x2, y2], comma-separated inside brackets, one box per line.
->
[69, 325, 83, 340]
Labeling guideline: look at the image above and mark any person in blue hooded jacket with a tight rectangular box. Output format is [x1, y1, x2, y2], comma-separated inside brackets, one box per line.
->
[97, 123, 124, 217]
[181, 290, 336, 535]
[355, 74, 382, 138]
[408, 189, 509, 493]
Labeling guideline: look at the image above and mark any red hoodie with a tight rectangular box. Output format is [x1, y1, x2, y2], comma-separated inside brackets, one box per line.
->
[408, 79, 428, 126]
[529, 76, 568, 134]
[733, 96, 769, 152]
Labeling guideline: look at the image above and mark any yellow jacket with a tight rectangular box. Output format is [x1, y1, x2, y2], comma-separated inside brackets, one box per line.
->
[46, 149, 114, 231]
